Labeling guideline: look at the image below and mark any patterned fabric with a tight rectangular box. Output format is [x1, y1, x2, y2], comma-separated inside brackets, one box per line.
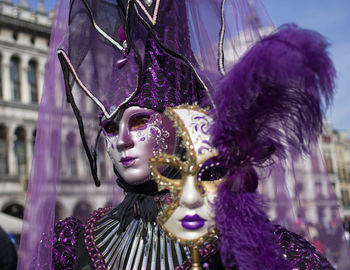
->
[52, 216, 334, 270]
[126, 1, 207, 112]
[52, 217, 83, 270]
[126, 38, 203, 112]
[89, 207, 190, 270]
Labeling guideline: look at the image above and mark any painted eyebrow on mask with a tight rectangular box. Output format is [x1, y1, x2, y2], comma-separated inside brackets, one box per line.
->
[128, 112, 154, 131]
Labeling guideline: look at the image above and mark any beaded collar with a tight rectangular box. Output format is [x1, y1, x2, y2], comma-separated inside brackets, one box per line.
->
[83, 207, 219, 270]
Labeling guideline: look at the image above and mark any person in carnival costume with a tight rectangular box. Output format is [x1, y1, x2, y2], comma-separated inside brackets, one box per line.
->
[17, 0, 350, 269]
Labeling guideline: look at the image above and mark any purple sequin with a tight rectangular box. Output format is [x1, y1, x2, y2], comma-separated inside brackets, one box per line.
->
[275, 226, 335, 270]
[52, 217, 83, 270]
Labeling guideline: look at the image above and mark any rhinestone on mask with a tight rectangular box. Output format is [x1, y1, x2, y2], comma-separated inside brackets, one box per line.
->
[144, 0, 153, 7]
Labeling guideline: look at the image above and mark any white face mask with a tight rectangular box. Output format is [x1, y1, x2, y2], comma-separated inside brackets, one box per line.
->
[150, 106, 227, 247]
[102, 106, 176, 185]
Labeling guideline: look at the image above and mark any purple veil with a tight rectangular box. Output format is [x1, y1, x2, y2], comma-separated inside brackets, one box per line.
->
[17, 2, 121, 269]
[17, 1, 68, 268]
[17, 0, 349, 269]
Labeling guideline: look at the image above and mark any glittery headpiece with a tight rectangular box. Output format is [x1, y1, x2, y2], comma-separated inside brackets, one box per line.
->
[58, 0, 210, 120]
[57, 0, 211, 186]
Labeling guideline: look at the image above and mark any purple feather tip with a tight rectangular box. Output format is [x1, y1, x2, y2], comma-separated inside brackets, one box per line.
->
[215, 174, 292, 269]
[211, 24, 336, 169]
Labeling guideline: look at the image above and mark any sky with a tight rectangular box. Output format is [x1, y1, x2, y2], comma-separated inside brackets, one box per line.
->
[19, 0, 350, 134]
[263, 0, 350, 135]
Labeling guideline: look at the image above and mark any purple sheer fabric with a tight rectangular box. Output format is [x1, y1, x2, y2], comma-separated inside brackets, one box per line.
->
[186, 0, 273, 79]
[17, 0, 350, 269]
[262, 145, 350, 268]
[17, 2, 68, 269]
[17, 2, 122, 269]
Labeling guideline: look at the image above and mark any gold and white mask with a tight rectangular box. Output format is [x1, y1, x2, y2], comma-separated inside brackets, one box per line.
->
[149, 105, 227, 247]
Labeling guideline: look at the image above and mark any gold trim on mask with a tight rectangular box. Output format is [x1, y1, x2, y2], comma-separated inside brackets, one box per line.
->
[149, 105, 225, 247]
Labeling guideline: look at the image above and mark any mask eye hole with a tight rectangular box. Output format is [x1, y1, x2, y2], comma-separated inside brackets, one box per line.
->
[102, 121, 119, 136]
[157, 165, 182, 180]
[129, 115, 151, 131]
[198, 158, 227, 181]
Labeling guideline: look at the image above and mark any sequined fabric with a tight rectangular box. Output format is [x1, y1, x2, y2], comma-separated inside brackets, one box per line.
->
[275, 226, 335, 270]
[126, 0, 207, 112]
[126, 38, 203, 112]
[52, 217, 83, 270]
[51, 216, 334, 270]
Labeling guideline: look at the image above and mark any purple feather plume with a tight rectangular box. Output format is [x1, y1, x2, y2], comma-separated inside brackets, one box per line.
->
[215, 174, 291, 269]
[212, 24, 335, 169]
[211, 24, 336, 269]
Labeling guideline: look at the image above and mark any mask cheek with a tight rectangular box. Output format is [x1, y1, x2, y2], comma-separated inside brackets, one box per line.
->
[105, 136, 119, 164]
[207, 191, 217, 207]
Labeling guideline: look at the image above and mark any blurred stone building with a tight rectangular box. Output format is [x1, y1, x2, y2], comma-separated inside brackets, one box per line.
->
[0, 0, 119, 227]
[0, 0, 51, 222]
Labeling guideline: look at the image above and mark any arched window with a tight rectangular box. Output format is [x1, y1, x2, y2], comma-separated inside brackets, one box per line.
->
[3, 203, 24, 219]
[73, 200, 92, 223]
[28, 60, 38, 103]
[98, 139, 106, 178]
[323, 150, 334, 174]
[10, 56, 20, 101]
[14, 127, 26, 175]
[55, 201, 65, 223]
[32, 129, 36, 152]
[66, 132, 77, 177]
[0, 53, 3, 99]
[0, 125, 8, 174]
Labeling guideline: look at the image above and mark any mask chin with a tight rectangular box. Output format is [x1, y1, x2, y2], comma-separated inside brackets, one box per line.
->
[114, 166, 157, 193]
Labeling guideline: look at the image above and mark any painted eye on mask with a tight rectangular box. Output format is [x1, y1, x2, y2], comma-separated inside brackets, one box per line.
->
[102, 121, 119, 136]
[198, 158, 227, 182]
[129, 114, 151, 131]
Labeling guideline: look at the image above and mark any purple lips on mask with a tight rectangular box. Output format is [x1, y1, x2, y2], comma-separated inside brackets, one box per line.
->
[120, 156, 136, 167]
[180, 214, 207, 230]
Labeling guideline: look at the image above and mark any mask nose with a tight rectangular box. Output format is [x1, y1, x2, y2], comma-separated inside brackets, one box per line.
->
[179, 175, 204, 209]
[116, 125, 134, 151]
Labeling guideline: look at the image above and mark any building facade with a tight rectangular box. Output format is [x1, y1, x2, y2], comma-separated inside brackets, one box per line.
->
[0, 0, 51, 220]
[0, 0, 120, 225]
